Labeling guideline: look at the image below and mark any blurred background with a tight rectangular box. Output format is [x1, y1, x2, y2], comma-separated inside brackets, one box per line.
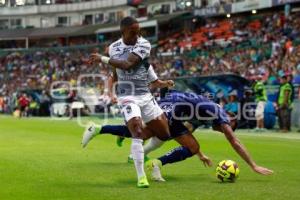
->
[0, 0, 299, 131]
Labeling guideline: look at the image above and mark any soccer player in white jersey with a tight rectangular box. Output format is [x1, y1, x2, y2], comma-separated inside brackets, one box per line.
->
[85, 17, 173, 188]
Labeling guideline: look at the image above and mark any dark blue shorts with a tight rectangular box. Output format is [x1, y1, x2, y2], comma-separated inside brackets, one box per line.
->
[168, 120, 190, 139]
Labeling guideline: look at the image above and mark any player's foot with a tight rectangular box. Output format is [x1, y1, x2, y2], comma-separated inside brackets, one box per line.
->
[81, 122, 98, 148]
[146, 159, 165, 182]
[137, 176, 149, 188]
[116, 136, 125, 147]
[128, 155, 150, 164]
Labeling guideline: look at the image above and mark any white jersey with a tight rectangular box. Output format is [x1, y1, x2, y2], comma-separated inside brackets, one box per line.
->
[108, 37, 157, 97]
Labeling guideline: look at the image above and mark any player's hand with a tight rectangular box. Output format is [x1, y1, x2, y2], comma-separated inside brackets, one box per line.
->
[166, 80, 175, 88]
[88, 53, 102, 64]
[252, 165, 273, 175]
[199, 154, 213, 167]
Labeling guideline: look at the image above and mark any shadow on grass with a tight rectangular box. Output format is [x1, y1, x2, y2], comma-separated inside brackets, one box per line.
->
[56, 180, 135, 189]
[73, 161, 130, 169]
[211, 178, 272, 184]
[161, 173, 211, 183]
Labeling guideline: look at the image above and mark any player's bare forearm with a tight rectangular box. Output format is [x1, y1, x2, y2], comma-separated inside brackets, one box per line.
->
[221, 124, 273, 175]
[221, 124, 256, 168]
[150, 79, 175, 89]
[108, 53, 141, 70]
[108, 59, 134, 70]
[107, 75, 115, 96]
[107, 68, 118, 103]
[89, 52, 140, 70]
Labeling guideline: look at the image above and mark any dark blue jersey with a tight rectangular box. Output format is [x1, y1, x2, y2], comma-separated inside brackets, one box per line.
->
[158, 90, 230, 138]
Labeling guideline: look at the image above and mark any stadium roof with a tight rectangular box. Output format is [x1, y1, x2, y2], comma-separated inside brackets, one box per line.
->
[0, 12, 190, 40]
[0, 23, 118, 40]
[96, 20, 157, 34]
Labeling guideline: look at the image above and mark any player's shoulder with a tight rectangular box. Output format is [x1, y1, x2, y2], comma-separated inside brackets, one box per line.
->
[109, 38, 123, 49]
[109, 38, 124, 56]
[136, 37, 151, 46]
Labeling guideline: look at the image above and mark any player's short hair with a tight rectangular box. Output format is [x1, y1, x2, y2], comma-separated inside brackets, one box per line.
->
[120, 16, 138, 30]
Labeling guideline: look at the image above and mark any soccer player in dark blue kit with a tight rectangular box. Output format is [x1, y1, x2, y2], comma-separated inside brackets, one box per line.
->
[82, 90, 273, 181]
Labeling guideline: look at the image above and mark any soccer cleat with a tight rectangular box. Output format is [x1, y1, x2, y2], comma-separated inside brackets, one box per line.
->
[116, 136, 125, 147]
[146, 159, 165, 182]
[137, 176, 149, 188]
[81, 122, 98, 148]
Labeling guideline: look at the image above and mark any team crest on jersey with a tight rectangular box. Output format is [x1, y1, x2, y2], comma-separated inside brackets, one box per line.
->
[139, 49, 146, 55]
[124, 69, 134, 75]
[160, 103, 173, 112]
[126, 105, 132, 114]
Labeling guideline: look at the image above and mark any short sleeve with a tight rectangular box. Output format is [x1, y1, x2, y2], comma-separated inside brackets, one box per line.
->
[108, 45, 112, 57]
[147, 65, 158, 83]
[131, 40, 151, 60]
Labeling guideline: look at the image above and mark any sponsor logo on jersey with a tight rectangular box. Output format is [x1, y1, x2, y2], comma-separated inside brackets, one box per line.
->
[112, 42, 121, 48]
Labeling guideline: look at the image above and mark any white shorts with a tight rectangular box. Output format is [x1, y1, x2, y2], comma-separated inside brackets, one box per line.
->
[255, 101, 266, 120]
[118, 93, 163, 123]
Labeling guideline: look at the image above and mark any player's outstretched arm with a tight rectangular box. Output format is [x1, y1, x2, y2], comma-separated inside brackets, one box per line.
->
[107, 68, 118, 104]
[89, 53, 141, 70]
[149, 79, 175, 90]
[220, 124, 273, 175]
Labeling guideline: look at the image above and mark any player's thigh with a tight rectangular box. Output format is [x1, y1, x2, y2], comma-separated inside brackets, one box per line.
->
[174, 134, 199, 154]
[146, 113, 170, 141]
[127, 117, 153, 139]
[141, 98, 164, 124]
[120, 103, 142, 138]
[120, 103, 153, 139]
[142, 98, 170, 140]
[121, 103, 141, 122]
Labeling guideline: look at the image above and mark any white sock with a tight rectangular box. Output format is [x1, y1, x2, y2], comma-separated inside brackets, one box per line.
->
[131, 138, 146, 179]
[144, 137, 164, 156]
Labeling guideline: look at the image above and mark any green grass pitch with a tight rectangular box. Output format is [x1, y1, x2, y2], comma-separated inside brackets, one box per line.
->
[1, 115, 300, 200]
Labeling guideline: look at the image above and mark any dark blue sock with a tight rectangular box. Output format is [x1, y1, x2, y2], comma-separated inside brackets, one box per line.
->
[100, 125, 132, 138]
[158, 146, 193, 166]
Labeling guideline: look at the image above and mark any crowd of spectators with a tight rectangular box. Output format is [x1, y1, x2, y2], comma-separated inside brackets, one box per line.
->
[154, 12, 300, 82]
[0, 12, 300, 124]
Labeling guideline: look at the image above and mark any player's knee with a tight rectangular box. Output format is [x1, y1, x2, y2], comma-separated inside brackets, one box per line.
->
[132, 126, 143, 139]
[128, 117, 143, 138]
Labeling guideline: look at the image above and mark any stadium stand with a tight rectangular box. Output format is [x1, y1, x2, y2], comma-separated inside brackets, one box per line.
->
[0, 7, 300, 116]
